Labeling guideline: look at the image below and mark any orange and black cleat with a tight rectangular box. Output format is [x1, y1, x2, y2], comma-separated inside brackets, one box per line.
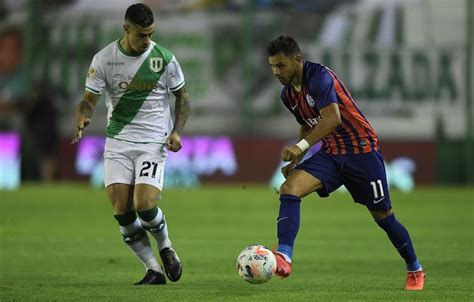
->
[404, 270, 425, 291]
[273, 251, 292, 278]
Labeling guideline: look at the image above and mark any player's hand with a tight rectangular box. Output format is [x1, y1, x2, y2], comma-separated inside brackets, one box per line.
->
[71, 117, 90, 144]
[166, 131, 182, 152]
[281, 162, 297, 178]
[281, 145, 303, 162]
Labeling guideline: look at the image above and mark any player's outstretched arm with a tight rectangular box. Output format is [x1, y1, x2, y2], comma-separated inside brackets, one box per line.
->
[281, 103, 341, 162]
[304, 103, 341, 145]
[167, 85, 190, 152]
[71, 91, 100, 144]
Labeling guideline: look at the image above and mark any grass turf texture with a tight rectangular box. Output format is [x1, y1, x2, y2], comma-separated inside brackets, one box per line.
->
[0, 184, 473, 301]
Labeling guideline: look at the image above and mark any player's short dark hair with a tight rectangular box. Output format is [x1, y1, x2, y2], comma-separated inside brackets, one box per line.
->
[266, 35, 301, 57]
[125, 3, 154, 28]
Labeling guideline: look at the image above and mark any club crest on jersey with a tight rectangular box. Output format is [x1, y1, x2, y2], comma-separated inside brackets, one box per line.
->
[87, 67, 96, 78]
[150, 57, 163, 73]
[305, 94, 315, 107]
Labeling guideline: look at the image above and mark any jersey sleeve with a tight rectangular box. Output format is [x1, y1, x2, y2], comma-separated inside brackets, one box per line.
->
[85, 54, 105, 95]
[166, 56, 185, 92]
[308, 69, 337, 110]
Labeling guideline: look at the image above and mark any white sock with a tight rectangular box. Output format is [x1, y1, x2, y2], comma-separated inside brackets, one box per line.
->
[120, 219, 163, 273]
[409, 266, 423, 273]
[140, 208, 172, 251]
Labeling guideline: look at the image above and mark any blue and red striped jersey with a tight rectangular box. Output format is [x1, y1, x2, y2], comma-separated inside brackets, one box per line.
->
[281, 61, 379, 155]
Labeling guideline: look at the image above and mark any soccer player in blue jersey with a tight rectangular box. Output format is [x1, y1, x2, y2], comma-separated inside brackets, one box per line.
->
[267, 35, 425, 290]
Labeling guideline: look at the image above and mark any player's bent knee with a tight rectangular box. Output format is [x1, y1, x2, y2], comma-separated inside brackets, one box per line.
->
[280, 169, 324, 198]
[113, 203, 133, 215]
[280, 181, 304, 198]
[108, 195, 133, 214]
[134, 184, 161, 211]
[106, 184, 134, 214]
[135, 198, 158, 212]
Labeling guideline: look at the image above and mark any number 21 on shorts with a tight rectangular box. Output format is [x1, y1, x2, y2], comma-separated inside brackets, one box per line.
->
[140, 161, 159, 178]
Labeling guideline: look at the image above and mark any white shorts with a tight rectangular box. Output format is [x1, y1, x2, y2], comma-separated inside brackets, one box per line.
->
[103, 138, 167, 190]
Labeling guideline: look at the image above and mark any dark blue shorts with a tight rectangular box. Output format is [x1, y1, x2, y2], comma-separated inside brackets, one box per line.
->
[295, 150, 391, 211]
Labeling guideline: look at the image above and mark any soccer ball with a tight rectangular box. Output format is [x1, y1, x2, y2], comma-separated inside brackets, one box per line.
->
[236, 245, 276, 284]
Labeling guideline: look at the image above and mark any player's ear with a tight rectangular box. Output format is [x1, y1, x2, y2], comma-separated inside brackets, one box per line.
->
[294, 54, 302, 63]
[123, 24, 130, 34]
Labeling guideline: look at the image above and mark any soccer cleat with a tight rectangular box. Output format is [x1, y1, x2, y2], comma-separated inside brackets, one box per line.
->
[134, 269, 166, 285]
[404, 270, 425, 291]
[159, 247, 182, 282]
[273, 251, 292, 278]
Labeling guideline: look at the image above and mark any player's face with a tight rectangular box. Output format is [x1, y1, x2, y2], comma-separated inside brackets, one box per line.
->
[268, 53, 298, 85]
[124, 23, 155, 53]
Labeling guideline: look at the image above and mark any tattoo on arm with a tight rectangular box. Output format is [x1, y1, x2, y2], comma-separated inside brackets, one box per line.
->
[79, 100, 94, 119]
[172, 86, 190, 134]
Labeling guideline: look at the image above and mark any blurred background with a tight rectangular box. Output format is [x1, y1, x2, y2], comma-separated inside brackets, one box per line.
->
[0, 0, 472, 190]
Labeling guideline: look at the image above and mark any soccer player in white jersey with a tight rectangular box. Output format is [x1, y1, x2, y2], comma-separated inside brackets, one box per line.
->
[72, 3, 190, 285]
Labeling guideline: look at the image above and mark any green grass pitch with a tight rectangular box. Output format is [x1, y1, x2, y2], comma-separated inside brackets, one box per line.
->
[1, 184, 473, 301]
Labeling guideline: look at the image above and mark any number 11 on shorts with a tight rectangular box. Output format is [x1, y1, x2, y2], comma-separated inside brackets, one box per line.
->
[370, 179, 384, 200]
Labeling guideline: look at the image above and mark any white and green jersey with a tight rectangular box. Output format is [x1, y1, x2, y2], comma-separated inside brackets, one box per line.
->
[85, 40, 185, 143]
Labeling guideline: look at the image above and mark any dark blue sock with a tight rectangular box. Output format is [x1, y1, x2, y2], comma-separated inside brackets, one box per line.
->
[376, 214, 421, 271]
[277, 194, 301, 260]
